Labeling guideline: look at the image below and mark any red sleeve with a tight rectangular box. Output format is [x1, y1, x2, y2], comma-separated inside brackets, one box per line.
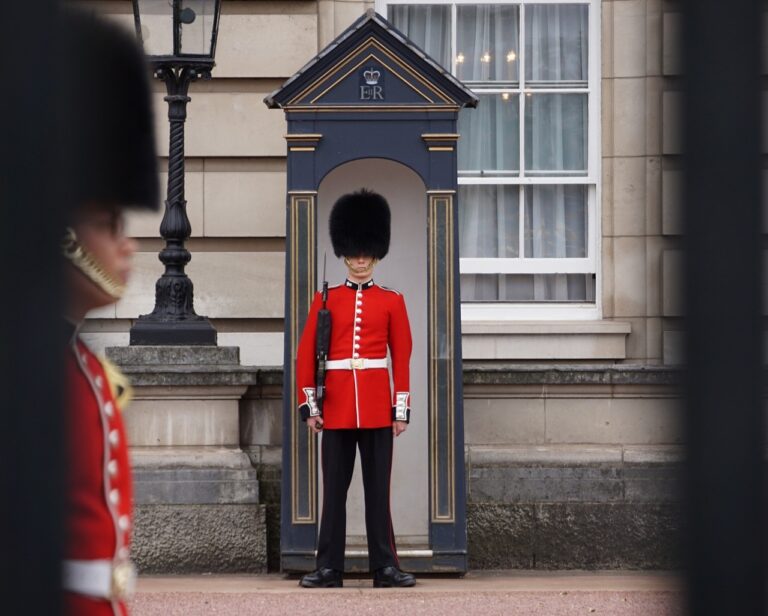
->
[296, 292, 323, 419]
[388, 292, 413, 419]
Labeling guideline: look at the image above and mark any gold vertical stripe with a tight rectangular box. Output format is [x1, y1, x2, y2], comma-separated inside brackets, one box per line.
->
[429, 194, 456, 523]
[290, 195, 318, 525]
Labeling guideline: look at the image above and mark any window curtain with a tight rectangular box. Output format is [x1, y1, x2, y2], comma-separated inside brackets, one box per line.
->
[458, 94, 519, 172]
[390, 5, 452, 70]
[525, 4, 588, 83]
[524, 185, 587, 258]
[524, 5, 589, 173]
[524, 185, 588, 301]
[456, 4, 519, 82]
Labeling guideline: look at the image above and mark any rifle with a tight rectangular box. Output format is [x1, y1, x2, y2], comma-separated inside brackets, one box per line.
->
[315, 253, 332, 415]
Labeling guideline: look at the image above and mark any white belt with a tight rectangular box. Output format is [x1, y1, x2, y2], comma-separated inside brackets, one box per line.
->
[325, 357, 388, 370]
[62, 558, 137, 602]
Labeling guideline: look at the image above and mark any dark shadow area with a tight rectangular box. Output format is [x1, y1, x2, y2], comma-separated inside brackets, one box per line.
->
[682, 0, 766, 614]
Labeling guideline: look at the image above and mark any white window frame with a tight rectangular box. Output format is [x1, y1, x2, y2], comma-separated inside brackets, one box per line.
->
[378, 0, 602, 320]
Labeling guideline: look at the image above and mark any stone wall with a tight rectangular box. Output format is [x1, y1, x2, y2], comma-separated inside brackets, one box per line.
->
[242, 366, 683, 571]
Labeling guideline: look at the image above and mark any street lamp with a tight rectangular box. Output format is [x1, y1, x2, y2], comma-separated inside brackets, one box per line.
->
[129, 0, 222, 345]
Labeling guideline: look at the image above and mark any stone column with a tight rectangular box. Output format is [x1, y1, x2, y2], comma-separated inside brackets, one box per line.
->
[106, 345, 266, 573]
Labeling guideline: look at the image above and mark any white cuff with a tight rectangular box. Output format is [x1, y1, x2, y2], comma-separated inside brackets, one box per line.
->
[394, 392, 410, 422]
[302, 387, 321, 417]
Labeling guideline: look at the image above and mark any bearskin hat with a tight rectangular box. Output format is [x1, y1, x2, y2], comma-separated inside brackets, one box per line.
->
[329, 189, 391, 260]
[61, 9, 159, 211]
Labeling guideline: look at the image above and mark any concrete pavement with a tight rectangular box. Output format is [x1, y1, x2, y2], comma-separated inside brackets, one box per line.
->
[130, 571, 683, 615]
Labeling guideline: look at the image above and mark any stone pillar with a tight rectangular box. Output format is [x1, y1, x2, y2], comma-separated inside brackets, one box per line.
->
[106, 345, 266, 573]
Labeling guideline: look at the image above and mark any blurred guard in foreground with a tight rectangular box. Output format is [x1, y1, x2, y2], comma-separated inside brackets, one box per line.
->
[296, 190, 416, 588]
[60, 10, 158, 616]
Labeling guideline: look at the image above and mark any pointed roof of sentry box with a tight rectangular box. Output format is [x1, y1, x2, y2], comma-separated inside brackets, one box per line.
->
[264, 9, 477, 110]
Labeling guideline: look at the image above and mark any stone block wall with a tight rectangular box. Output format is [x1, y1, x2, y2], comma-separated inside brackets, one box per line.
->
[243, 366, 683, 571]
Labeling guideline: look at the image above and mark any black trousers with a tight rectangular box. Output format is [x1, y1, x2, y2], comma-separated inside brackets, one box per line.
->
[316, 427, 399, 572]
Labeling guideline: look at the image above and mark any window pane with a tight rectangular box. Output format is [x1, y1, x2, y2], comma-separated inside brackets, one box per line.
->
[459, 94, 519, 173]
[456, 4, 519, 82]
[389, 4, 452, 70]
[524, 93, 587, 173]
[524, 185, 587, 258]
[459, 185, 519, 258]
[179, 0, 216, 56]
[461, 274, 595, 302]
[525, 4, 589, 84]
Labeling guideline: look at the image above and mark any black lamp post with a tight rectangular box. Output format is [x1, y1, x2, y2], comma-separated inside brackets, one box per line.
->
[129, 0, 222, 345]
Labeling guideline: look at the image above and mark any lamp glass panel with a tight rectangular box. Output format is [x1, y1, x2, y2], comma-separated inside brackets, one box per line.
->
[135, 0, 174, 56]
[179, 0, 216, 56]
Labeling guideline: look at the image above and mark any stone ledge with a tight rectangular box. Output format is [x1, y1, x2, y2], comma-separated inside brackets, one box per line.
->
[107, 345, 240, 366]
[134, 468, 259, 505]
[238, 365, 682, 387]
[467, 446, 683, 505]
[470, 445, 624, 466]
[107, 345, 267, 387]
[462, 321, 632, 335]
[469, 445, 684, 467]
[463, 364, 681, 386]
[131, 446, 255, 469]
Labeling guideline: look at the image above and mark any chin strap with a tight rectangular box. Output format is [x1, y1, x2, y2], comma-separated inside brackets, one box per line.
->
[61, 227, 126, 300]
[344, 257, 378, 274]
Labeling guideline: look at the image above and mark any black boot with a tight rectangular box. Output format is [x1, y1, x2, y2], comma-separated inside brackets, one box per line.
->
[372, 566, 416, 588]
[299, 567, 343, 588]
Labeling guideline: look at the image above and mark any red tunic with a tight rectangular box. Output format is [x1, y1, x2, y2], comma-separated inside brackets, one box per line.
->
[63, 334, 133, 616]
[296, 279, 412, 429]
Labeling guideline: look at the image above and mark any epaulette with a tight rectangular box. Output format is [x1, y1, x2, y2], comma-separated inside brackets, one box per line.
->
[378, 285, 401, 295]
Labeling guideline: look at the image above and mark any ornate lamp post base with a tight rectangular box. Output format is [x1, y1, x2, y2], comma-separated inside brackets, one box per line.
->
[130, 316, 216, 345]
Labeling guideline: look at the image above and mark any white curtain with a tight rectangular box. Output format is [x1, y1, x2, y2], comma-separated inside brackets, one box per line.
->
[459, 185, 519, 258]
[460, 185, 590, 302]
[525, 185, 587, 258]
[461, 274, 592, 302]
[458, 94, 519, 172]
[525, 185, 588, 301]
[390, 5, 452, 69]
[525, 94, 587, 173]
[456, 5, 519, 83]
[525, 4, 588, 83]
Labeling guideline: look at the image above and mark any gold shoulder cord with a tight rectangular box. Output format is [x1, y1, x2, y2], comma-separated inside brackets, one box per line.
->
[100, 357, 134, 410]
[61, 227, 126, 300]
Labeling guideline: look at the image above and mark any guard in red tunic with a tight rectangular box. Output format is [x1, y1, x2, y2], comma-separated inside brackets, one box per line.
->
[297, 190, 416, 588]
[60, 10, 159, 615]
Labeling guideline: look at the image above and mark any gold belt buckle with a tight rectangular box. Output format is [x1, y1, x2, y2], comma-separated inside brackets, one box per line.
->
[350, 358, 364, 370]
[111, 560, 137, 601]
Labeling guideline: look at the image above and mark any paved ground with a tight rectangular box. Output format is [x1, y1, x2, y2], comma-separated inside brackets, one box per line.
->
[130, 571, 684, 616]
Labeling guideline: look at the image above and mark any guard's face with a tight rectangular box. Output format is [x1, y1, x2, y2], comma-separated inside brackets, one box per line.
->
[345, 255, 376, 278]
[67, 203, 137, 310]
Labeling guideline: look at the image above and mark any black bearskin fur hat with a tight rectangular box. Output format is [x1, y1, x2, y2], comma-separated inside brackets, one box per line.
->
[61, 9, 159, 211]
[329, 189, 391, 260]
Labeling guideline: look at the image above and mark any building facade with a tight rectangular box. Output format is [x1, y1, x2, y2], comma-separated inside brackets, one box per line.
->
[82, 0, 687, 571]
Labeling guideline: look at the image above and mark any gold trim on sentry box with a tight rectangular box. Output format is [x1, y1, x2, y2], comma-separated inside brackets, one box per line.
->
[310, 52, 434, 105]
[428, 193, 456, 524]
[288, 37, 454, 106]
[421, 134, 460, 140]
[290, 194, 318, 525]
